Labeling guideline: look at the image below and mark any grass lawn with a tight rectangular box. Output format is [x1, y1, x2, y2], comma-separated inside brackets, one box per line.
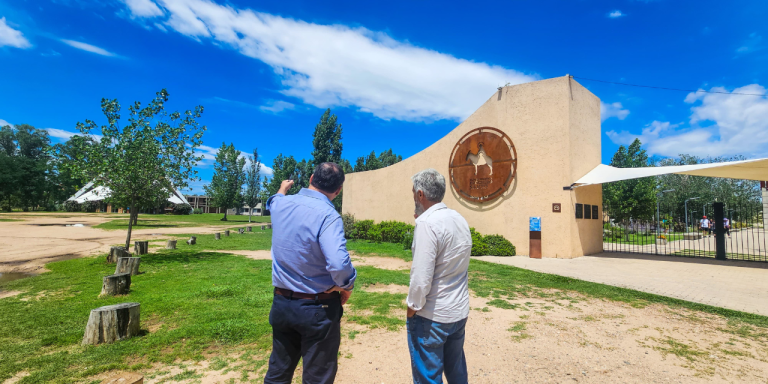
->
[604, 233, 686, 245]
[0, 218, 22, 222]
[3, 234, 768, 383]
[95, 213, 271, 230]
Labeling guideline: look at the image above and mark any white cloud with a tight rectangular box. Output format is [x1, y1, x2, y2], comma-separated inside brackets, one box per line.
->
[600, 101, 630, 121]
[736, 32, 762, 54]
[0, 119, 10, 127]
[607, 84, 768, 158]
[260, 100, 295, 114]
[45, 128, 103, 141]
[123, 0, 164, 17]
[608, 10, 624, 18]
[60, 39, 118, 57]
[0, 17, 31, 49]
[122, 0, 536, 122]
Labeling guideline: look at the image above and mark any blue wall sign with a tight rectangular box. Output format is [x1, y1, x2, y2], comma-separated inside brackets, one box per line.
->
[529, 217, 541, 232]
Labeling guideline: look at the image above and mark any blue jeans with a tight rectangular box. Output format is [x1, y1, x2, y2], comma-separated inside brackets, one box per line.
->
[407, 315, 468, 384]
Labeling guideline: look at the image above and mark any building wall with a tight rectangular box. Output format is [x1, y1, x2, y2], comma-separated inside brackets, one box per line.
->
[342, 76, 603, 258]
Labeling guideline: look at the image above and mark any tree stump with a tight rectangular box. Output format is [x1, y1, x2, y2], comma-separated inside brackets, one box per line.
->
[166, 240, 177, 249]
[225, 230, 230, 236]
[187, 236, 196, 245]
[261, 225, 265, 230]
[108, 247, 131, 264]
[215, 233, 221, 240]
[247, 226, 252, 232]
[101, 372, 144, 384]
[115, 257, 141, 276]
[267, 223, 272, 229]
[133, 241, 149, 255]
[238, 228, 244, 234]
[101, 273, 131, 296]
[82, 302, 140, 345]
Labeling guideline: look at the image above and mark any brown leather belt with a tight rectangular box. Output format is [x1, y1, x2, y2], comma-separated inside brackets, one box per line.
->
[274, 287, 339, 300]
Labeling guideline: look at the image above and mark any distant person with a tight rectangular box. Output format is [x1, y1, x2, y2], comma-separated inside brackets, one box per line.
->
[724, 217, 731, 237]
[264, 162, 356, 384]
[700, 215, 710, 236]
[406, 169, 472, 384]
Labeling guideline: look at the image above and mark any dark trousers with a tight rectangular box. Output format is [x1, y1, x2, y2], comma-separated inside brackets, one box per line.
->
[264, 292, 343, 384]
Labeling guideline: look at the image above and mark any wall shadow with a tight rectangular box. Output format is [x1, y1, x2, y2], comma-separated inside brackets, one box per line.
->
[592, 252, 768, 270]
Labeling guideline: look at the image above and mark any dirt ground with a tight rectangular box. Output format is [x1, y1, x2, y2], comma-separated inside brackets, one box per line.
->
[119, 254, 768, 384]
[4, 215, 768, 383]
[0, 213, 222, 274]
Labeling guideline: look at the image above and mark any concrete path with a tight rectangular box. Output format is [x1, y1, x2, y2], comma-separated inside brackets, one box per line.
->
[475, 253, 768, 316]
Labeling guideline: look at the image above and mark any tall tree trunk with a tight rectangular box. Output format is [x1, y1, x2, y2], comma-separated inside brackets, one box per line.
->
[132, 211, 138, 226]
[248, 209, 252, 223]
[125, 201, 136, 249]
[222, 210, 228, 221]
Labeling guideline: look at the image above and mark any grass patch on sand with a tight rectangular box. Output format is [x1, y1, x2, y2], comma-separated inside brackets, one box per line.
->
[0, 246, 410, 383]
[170, 230, 273, 251]
[346, 240, 412, 261]
[94, 213, 271, 230]
[0, 218, 22, 222]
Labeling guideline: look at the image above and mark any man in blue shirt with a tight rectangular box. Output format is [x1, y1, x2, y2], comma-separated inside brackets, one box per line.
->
[264, 162, 357, 384]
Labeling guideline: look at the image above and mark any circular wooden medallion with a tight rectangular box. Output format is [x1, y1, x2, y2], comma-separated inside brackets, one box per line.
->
[449, 127, 517, 203]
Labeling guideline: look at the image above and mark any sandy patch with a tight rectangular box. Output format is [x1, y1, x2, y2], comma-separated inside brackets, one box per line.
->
[351, 253, 411, 270]
[1, 371, 30, 384]
[208, 250, 272, 260]
[361, 283, 409, 294]
[0, 213, 229, 273]
[0, 290, 22, 299]
[334, 294, 768, 383]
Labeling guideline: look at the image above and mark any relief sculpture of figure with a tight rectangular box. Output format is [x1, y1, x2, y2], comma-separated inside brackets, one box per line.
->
[466, 143, 493, 176]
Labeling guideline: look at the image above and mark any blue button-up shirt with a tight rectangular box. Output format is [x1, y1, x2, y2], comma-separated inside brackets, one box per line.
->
[267, 188, 357, 293]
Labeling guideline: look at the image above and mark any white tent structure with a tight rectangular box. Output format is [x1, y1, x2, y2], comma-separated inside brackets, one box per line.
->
[573, 158, 768, 187]
[68, 181, 189, 205]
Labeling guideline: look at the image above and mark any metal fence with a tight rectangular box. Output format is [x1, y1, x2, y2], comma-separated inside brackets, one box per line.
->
[602, 199, 768, 262]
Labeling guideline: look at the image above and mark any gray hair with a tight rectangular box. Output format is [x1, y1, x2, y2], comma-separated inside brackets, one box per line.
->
[412, 169, 446, 202]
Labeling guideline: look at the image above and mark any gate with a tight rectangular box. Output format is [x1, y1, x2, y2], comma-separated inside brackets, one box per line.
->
[602, 199, 768, 262]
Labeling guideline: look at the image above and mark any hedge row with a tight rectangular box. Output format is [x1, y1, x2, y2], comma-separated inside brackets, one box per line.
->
[341, 214, 515, 256]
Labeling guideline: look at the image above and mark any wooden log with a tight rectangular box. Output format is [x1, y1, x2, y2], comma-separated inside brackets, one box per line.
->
[225, 230, 230, 236]
[101, 273, 131, 296]
[82, 302, 140, 345]
[166, 240, 177, 249]
[186, 236, 196, 245]
[238, 228, 244, 234]
[115, 257, 141, 276]
[108, 247, 130, 264]
[267, 223, 272, 229]
[247, 226, 252, 232]
[261, 225, 265, 230]
[215, 232, 221, 240]
[133, 241, 149, 255]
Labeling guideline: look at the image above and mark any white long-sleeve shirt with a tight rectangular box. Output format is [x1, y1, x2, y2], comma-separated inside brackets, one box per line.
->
[406, 202, 472, 323]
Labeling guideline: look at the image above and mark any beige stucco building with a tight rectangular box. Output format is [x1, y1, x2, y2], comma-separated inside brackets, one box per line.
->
[342, 76, 604, 258]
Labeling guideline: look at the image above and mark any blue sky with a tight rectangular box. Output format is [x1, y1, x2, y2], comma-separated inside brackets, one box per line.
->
[1, 0, 767, 194]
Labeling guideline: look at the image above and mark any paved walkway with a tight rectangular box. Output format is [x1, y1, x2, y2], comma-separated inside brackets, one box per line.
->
[475, 253, 768, 316]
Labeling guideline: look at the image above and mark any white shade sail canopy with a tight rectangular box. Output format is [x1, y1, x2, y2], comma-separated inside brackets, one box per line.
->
[574, 158, 768, 187]
[68, 181, 189, 205]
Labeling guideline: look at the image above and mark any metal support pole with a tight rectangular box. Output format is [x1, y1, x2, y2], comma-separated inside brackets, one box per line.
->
[714, 202, 726, 260]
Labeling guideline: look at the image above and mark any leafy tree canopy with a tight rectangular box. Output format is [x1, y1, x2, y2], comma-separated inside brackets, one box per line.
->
[204, 142, 245, 221]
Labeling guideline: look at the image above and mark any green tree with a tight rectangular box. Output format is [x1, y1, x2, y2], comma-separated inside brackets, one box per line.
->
[353, 148, 403, 172]
[71, 89, 205, 249]
[311, 109, 343, 166]
[204, 143, 246, 221]
[264, 154, 301, 196]
[51, 135, 93, 204]
[0, 125, 19, 211]
[0, 124, 51, 211]
[244, 148, 262, 223]
[602, 139, 657, 222]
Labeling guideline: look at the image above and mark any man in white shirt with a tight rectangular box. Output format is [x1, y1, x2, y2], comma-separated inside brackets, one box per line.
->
[406, 169, 472, 384]
[700, 216, 710, 236]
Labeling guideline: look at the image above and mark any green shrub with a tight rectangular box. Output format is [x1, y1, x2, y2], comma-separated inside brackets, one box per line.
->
[401, 230, 414, 250]
[470, 227, 488, 256]
[81, 200, 99, 212]
[366, 226, 383, 243]
[376, 221, 414, 244]
[355, 220, 374, 240]
[172, 203, 192, 215]
[342, 213, 357, 239]
[484, 234, 516, 256]
[64, 200, 80, 212]
[193, 208, 203, 214]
